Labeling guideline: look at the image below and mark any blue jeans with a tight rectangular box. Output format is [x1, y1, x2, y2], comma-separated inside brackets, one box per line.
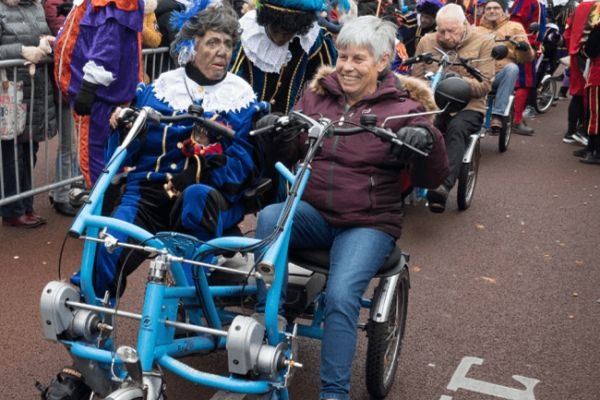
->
[255, 201, 396, 400]
[492, 62, 519, 116]
[51, 103, 79, 203]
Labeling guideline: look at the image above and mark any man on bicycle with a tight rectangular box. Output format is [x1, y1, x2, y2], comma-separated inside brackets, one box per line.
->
[412, 3, 495, 213]
[475, 0, 534, 133]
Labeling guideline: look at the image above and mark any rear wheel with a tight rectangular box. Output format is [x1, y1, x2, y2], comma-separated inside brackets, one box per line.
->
[457, 140, 480, 210]
[535, 77, 557, 114]
[365, 270, 409, 398]
[498, 106, 513, 153]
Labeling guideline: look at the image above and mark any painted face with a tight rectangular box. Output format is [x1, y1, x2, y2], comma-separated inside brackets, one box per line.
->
[420, 14, 436, 29]
[265, 24, 296, 47]
[335, 46, 389, 105]
[483, 2, 504, 22]
[192, 30, 234, 81]
[436, 19, 467, 50]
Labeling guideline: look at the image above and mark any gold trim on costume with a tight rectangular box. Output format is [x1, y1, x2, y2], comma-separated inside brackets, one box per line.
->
[262, 3, 305, 13]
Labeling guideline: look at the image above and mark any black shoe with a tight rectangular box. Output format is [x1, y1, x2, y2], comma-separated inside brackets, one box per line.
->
[37, 366, 91, 400]
[513, 122, 535, 136]
[573, 148, 588, 158]
[426, 185, 449, 214]
[580, 150, 600, 165]
[53, 201, 79, 217]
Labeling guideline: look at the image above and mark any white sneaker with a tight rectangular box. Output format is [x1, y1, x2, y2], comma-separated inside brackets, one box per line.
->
[572, 132, 589, 146]
[523, 106, 536, 119]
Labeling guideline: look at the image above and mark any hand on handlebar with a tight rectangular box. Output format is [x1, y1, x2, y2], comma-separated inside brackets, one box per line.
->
[390, 126, 433, 163]
[253, 113, 306, 142]
[514, 41, 530, 52]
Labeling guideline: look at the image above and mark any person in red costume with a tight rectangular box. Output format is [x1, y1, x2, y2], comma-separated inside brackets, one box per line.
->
[579, 1, 600, 163]
[564, 0, 596, 150]
[508, 0, 545, 135]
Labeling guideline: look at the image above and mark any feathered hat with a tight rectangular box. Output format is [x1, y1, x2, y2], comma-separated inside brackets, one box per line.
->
[254, 0, 334, 13]
[170, 0, 222, 66]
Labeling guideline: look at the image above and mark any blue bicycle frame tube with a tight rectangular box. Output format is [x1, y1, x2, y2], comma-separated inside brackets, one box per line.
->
[260, 161, 312, 345]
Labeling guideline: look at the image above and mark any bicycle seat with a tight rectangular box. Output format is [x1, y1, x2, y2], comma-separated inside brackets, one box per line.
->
[289, 246, 407, 278]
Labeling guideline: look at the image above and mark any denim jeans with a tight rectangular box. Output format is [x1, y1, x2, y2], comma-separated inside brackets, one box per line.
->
[255, 201, 396, 400]
[51, 103, 79, 204]
[492, 63, 519, 116]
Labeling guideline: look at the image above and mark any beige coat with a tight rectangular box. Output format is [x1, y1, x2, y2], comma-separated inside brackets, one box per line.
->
[476, 15, 535, 71]
[412, 27, 495, 114]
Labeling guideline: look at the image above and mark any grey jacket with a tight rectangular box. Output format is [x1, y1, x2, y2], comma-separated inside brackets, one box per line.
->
[0, 0, 56, 142]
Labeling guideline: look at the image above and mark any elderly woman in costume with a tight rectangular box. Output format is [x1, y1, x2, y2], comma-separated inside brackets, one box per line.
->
[254, 15, 448, 400]
[39, 4, 268, 397]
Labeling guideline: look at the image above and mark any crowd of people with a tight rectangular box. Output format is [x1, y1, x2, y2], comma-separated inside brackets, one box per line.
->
[1, 0, 599, 399]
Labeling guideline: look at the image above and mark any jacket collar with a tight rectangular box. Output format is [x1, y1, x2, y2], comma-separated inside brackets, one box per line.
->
[479, 14, 510, 30]
[308, 65, 438, 111]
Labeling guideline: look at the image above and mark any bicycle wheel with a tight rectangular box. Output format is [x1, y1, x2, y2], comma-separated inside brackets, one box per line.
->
[456, 140, 480, 210]
[498, 107, 513, 153]
[365, 269, 409, 398]
[535, 77, 556, 114]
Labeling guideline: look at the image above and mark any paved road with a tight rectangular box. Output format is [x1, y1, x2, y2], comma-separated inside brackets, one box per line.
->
[1, 100, 598, 400]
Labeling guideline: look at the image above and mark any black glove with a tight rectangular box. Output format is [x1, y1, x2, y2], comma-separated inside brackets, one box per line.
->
[491, 44, 509, 60]
[254, 113, 281, 133]
[57, 1, 73, 17]
[254, 113, 304, 143]
[515, 41, 530, 52]
[391, 126, 434, 163]
[73, 80, 98, 116]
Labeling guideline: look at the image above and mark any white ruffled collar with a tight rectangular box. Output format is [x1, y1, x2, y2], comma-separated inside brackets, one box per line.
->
[152, 68, 256, 112]
[239, 10, 321, 73]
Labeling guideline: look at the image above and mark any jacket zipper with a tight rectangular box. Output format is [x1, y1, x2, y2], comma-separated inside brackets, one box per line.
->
[326, 103, 352, 209]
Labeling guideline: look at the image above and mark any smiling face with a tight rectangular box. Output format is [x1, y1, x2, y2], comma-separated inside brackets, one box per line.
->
[335, 46, 390, 105]
[192, 30, 234, 80]
[483, 1, 504, 22]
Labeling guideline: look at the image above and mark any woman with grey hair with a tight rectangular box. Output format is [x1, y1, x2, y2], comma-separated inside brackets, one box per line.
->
[254, 15, 448, 400]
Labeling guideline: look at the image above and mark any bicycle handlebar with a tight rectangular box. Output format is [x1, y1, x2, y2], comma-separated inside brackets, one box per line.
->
[156, 112, 236, 139]
[118, 106, 236, 141]
[401, 51, 486, 82]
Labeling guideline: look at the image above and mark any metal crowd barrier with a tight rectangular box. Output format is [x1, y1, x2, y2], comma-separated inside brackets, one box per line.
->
[0, 47, 174, 208]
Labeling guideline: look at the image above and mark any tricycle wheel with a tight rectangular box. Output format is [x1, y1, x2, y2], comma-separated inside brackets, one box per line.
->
[457, 140, 480, 210]
[365, 271, 409, 398]
[498, 107, 513, 153]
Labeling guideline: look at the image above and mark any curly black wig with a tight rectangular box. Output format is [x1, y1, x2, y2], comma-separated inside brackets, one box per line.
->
[256, 5, 317, 36]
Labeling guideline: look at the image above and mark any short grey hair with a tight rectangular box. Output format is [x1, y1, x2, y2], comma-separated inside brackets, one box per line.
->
[170, 4, 240, 63]
[436, 3, 467, 25]
[335, 16, 396, 64]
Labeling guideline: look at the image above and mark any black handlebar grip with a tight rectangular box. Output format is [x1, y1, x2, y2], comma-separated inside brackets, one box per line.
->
[202, 118, 236, 139]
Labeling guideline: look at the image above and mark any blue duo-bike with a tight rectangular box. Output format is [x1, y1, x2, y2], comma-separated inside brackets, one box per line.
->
[39, 82, 469, 399]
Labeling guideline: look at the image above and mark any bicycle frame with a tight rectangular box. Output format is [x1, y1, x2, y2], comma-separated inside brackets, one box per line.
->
[41, 109, 342, 399]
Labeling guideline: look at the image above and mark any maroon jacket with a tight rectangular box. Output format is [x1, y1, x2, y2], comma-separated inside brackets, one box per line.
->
[43, 0, 67, 36]
[285, 67, 448, 238]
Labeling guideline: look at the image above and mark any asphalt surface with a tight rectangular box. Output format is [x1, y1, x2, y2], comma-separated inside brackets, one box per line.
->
[1, 99, 599, 400]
